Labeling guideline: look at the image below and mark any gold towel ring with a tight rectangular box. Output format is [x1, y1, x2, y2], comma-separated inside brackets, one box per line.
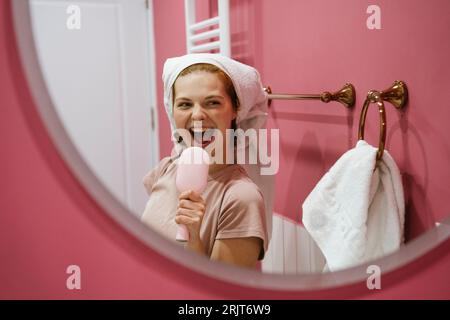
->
[358, 91, 386, 162]
[358, 80, 408, 163]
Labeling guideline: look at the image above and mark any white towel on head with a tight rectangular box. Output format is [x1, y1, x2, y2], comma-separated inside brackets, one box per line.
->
[162, 53, 268, 153]
[302, 140, 405, 272]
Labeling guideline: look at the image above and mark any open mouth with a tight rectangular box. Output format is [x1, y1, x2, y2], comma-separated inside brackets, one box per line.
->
[189, 128, 216, 148]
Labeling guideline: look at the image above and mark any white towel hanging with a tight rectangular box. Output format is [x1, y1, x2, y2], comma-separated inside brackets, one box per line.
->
[302, 140, 405, 272]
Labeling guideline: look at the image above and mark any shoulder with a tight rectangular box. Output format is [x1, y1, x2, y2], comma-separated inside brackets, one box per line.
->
[142, 155, 178, 195]
[222, 167, 264, 205]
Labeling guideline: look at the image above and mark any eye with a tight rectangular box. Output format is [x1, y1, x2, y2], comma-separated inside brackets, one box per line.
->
[176, 102, 192, 109]
[207, 100, 221, 106]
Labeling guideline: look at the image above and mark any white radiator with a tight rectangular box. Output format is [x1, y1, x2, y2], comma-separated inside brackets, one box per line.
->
[262, 213, 326, 274]
[184, 0, 231, 56]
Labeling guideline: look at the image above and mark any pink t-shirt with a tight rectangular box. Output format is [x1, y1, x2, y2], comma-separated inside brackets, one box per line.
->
[141, 155, 268, 260]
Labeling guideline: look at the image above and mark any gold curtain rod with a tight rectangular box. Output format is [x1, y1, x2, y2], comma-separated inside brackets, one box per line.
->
[263, 83, 356, 108]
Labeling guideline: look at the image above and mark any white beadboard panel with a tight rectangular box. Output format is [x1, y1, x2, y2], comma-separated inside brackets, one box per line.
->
[261, 224, 274, 273]
[282, 218, 297, 274]
[296, 223, 311, 274]
[270, 214, 285, 273]
[262, 213, 327, 275]
[309, 237, 327, 273]
[305, 236, 325, 273]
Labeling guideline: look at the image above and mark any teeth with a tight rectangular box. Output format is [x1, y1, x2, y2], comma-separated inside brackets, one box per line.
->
[190, 128, 214, 135]
[189, 128, 215, 145]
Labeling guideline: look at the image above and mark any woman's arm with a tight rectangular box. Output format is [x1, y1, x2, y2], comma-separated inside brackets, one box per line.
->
[210, 237, 262, 269]
[175, 189, 265, 268]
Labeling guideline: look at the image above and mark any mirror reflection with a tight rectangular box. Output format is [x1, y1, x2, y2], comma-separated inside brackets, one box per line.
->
[27, 0, 450, 275]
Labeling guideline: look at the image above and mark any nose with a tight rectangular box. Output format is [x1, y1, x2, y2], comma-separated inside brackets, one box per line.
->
[191, 103, 206, 121]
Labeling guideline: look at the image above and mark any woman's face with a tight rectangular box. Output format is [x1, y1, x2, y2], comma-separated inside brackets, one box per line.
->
[173, 71, 237, 156]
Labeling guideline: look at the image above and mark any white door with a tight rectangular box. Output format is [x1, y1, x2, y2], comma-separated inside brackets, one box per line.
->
[30, 0, 159, 216]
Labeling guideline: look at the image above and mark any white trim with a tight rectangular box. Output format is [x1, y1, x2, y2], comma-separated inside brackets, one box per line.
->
[144, 0, 160, 167]
[115, 4, 132, 209]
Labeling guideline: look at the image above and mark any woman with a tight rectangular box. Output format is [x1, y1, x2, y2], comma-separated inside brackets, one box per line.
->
[141, 54, 269, 269]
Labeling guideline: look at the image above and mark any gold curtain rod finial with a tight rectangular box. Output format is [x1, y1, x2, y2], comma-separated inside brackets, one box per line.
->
[330, 83, 355, 108]
[263, 83, 355, 108]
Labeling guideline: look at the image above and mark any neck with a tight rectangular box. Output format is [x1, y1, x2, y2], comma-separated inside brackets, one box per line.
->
[207, 142, 237, 176]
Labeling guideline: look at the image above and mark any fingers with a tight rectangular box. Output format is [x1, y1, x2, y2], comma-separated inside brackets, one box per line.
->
[175, 215, 201, 226]
[176, 190, 206, 242]
[176, 207, 198, 218]
[179, 190, 204, 203]
[176, 207, 203, 220]
[175, 208, 202, 225]
[175, 215, 195, 226]
[178, 199, 205, 211]
[178, 190, 206, 212]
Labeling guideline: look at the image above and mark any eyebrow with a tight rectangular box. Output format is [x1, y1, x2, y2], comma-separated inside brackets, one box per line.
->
[205, 95, 224, 100]
[175, 95, 225, 102]
[174, 97, 191, 102]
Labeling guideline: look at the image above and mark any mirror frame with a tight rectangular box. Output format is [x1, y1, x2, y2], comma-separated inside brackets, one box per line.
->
[11, 0, 450, 291]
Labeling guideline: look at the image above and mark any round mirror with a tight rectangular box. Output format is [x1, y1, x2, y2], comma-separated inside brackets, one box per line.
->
[12, 0, 450, 290]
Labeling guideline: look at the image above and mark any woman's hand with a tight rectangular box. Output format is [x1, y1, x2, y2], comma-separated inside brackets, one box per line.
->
[175, 190, 207, 254]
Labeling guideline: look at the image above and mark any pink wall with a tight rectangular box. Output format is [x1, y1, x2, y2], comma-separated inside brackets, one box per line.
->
[1, 0, 450, 299]
[154, 0, 450, 242]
